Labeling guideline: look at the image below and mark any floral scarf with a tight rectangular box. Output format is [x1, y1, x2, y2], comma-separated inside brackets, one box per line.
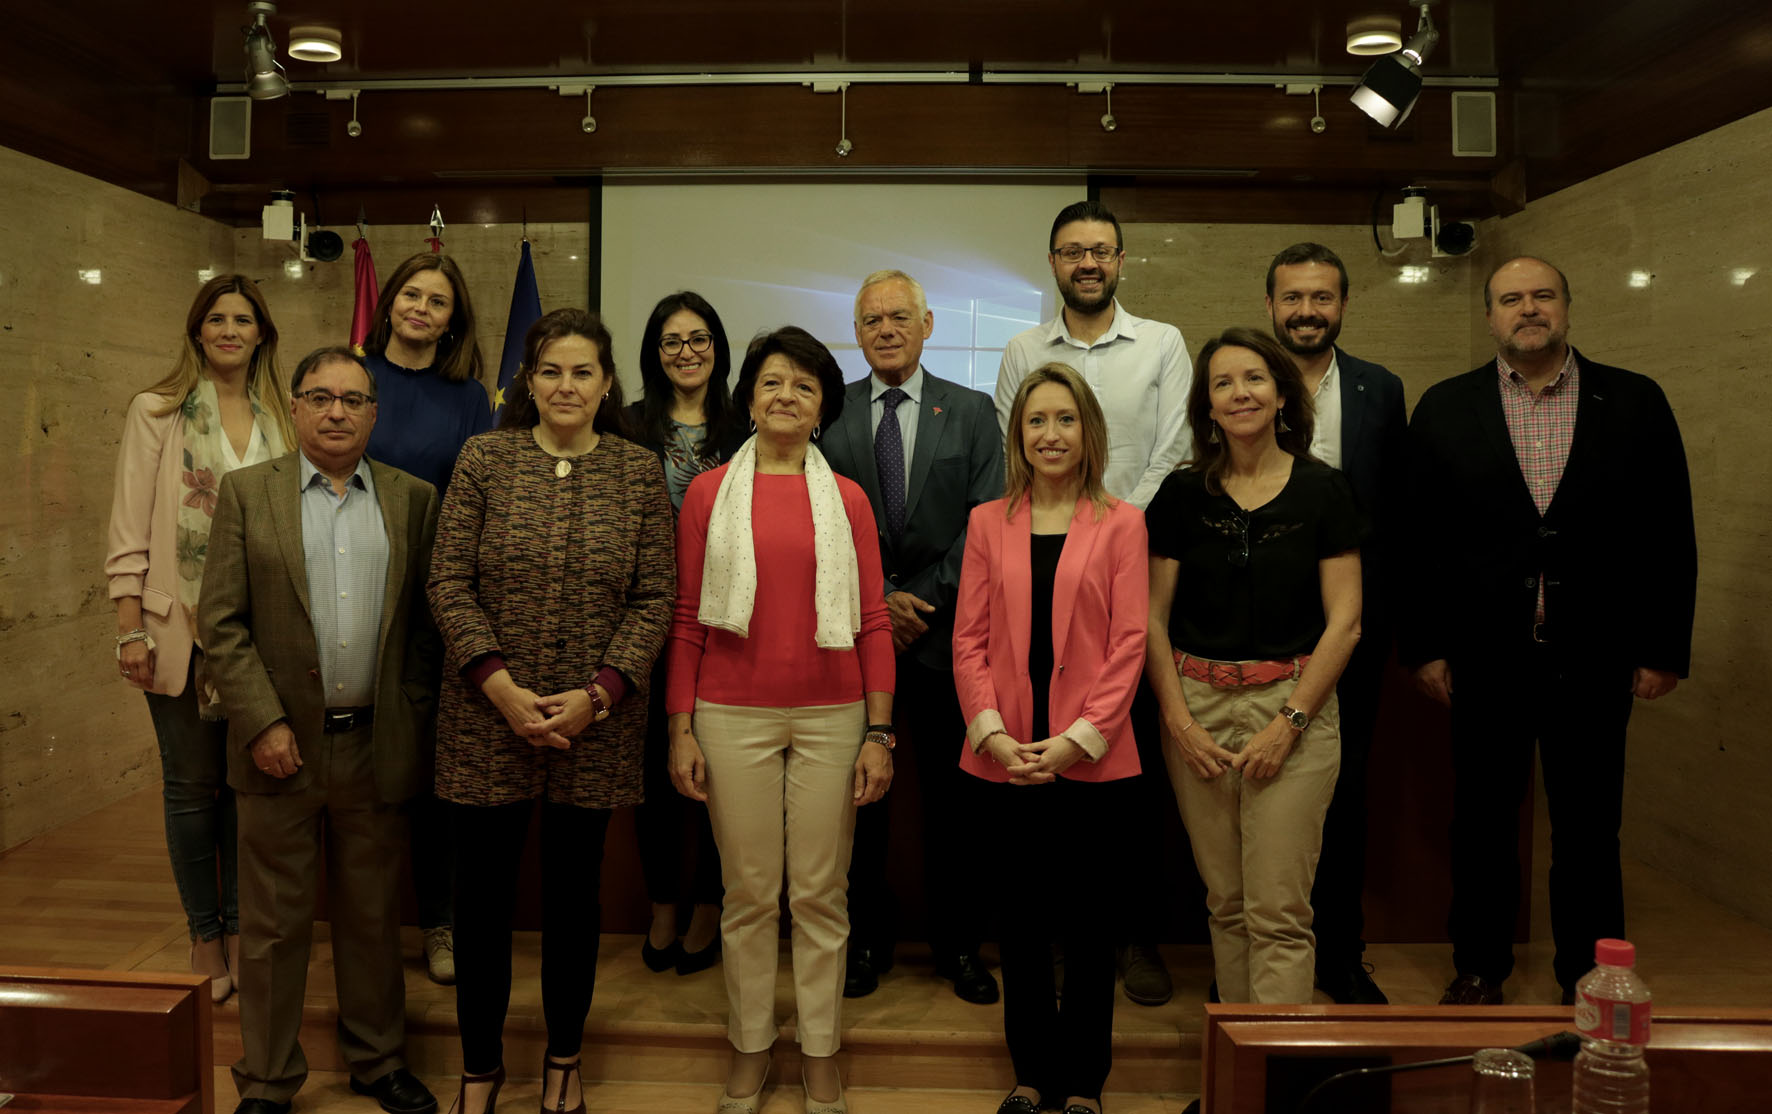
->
[177, 378, 284, 717]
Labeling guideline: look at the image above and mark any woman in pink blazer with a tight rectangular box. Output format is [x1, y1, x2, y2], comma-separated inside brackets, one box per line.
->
[105, 274, 294, 1002]
[952, 362, 1148, 1114]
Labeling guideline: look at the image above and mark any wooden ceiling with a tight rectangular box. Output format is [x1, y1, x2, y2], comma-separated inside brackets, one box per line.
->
[3, 0, 1769, 226]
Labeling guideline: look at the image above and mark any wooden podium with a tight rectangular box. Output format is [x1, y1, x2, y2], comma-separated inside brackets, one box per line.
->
[1200, 1003, 1772, 1114]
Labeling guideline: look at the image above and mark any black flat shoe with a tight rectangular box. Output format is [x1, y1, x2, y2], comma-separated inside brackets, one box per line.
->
[995, 1093, 1041, 1114]
[676, 935, 721, 975]
[934, 953, 1000, 1005]
[641, 936, 683, 972]
[842, 944, 894, 998]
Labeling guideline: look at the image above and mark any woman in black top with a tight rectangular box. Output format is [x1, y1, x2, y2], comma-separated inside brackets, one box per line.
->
[622, 291, 746, 975]
[1144, 327, 1364, 1004]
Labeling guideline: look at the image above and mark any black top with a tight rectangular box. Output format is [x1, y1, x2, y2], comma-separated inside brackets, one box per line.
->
[1027, 532, 1066, 740]
[1146, 457, 1365, 661]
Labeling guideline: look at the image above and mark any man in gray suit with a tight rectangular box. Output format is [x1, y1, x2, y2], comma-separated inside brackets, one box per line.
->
[821, 269, 1005, 1004]
[200, 346, 441, 1114]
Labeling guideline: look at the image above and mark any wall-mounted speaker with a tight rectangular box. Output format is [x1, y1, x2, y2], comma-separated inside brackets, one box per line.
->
[1451, 91, 1497, 158]
[209, 97, 252, 161]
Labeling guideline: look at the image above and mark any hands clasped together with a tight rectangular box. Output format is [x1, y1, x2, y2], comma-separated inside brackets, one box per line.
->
[485, 670, 611, 750]
[1164, 709, 1297, 783]
[983, 730, 1086, 785]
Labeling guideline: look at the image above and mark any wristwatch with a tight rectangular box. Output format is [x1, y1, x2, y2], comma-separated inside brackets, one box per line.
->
[1278, 705, 1310, 732]
[863, 723, 897, 750]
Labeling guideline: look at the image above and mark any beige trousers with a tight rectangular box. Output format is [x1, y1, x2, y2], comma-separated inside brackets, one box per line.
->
[1162, 673, 1340, 1004]
[695, 698, 865, 1057]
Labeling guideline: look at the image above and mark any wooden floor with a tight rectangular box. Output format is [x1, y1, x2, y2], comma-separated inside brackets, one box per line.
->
[7, 787, 1772, 1113]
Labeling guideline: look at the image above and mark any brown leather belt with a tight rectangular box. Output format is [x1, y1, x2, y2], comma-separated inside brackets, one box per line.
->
[1174, 651, 1310, 688]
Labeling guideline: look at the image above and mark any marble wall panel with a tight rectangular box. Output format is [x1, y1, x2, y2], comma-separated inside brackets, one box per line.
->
[1115, 222, 1476, 404]
[1475, 106, 1772, 927]
[0, 145, 237, 848]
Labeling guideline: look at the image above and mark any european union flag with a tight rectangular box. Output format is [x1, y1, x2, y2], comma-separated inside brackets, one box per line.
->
[494, 240, 542, 422]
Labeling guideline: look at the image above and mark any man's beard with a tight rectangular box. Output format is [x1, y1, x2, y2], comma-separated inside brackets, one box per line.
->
[1059, 270, 1118, 314]
[1272, 313, 1342, 356]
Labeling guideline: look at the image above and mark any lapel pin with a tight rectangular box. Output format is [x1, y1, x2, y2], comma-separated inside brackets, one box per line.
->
[932, 406, 943, 415]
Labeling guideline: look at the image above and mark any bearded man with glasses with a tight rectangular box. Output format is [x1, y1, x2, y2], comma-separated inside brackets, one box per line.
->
[994, 200, 1192, 1008]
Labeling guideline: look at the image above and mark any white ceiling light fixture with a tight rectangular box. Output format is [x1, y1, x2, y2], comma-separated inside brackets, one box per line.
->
[1350, 1, 1439, 127]
[1346, 16, 1405, 56]
[243, 2, 289, 101]
[288, 26, 343, 63]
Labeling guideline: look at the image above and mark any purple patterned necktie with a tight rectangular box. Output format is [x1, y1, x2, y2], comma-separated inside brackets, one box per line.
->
[875, 387, 908, 537]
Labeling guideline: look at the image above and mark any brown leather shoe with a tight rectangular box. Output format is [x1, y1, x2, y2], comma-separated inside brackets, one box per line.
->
[1439, 973, 1503, 1005]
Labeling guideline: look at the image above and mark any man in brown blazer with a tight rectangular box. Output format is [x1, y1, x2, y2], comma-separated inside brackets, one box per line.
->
[199, 346, 441, 1114]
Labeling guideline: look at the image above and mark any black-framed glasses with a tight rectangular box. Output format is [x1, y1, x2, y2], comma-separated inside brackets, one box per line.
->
[295, 388, 376, 413]
[1052, 244, 1119, 264]
[659, 333, 713, 356]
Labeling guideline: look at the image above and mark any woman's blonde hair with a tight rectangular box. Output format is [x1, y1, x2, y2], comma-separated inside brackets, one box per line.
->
[1002, 362, 1113, 517]
[142, 274, 294, 448]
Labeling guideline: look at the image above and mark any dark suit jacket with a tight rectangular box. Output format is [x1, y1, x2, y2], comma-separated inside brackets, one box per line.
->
[1332, 346, 1407, 631]
[820, 369, 1005, 670]
[1399, 350, 1696, 675]
[198, 452, 443, 804]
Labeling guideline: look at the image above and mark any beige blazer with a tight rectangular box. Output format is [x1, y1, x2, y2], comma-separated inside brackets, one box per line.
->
[105, 395, 198, 694]
[197, 452, 441, 803]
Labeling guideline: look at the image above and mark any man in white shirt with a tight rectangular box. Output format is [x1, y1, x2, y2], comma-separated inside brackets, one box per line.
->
[1265, 242, 1407, 1006]
[995, 200, 1190, 1007]
[994, 200, 1192, 511]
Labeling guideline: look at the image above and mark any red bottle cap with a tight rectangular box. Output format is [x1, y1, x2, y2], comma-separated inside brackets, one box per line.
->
[1595, 938, 1635, 967]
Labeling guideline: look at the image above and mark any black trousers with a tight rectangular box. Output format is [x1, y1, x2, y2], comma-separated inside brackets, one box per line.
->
[846, 657, 981, 958]
[1447, 648, 1635, 991]
[1125, 680, 1180, 945]
[452, 799, 612, 1072]
[635, 660, 723, 908]
[1307, 631, 1387, 969]
[409, 788, 455, 930]
[983, 775, 1134, 1103]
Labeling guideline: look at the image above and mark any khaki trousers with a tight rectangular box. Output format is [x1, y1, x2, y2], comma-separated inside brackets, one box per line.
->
[695, 699, 864, 1057]
[1162, 674, 1340, 1004]
[232, 724, 408, 1101]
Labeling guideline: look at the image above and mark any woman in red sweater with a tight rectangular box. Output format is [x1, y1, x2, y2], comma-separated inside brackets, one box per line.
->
[667, 326, 895, 1114]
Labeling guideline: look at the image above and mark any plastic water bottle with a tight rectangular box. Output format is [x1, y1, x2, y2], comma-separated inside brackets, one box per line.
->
[1571, 938, 1651, 1114]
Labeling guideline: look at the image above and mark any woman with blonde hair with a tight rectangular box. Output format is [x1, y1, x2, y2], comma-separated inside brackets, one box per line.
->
[106, 274, 294, 1003]
[952, 362, 1149, 1114]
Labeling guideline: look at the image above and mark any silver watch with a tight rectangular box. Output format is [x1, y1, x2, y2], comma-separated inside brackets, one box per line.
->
[1278, 705, 1310, 732]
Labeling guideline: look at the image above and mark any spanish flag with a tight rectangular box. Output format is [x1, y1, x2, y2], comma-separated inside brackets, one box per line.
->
[349, 236, 378, 356]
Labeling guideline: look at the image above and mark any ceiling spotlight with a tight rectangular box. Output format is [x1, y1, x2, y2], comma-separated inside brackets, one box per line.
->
[1346, 16, 1404, 56]
[1350, 2, 1439, 128]
[243, 2, 289, 101]
[288, 26, 342, 63]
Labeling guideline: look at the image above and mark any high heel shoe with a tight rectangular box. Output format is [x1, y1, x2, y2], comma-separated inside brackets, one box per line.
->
[716, 1053, 771, 1114]
[676, 935, 721, 976]
[541, 1054, 584, 1114]
[192, 936, 232, 1003]
[641, 936, 683, 972]
[446, 1065, 504, 1114]
[802, 1067, 847, 1114]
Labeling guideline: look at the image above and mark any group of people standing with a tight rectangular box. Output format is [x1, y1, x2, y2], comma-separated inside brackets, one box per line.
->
[104, 197, 1695, 1114]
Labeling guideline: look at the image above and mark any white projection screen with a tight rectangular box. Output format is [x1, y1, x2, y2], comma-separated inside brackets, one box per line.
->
[600, 180, 1086, 401]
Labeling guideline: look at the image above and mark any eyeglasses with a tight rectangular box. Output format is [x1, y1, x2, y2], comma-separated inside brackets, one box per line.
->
[295, 388, 376, 413]
[1052, 244, 1120, 264]
[659, 333, 713, 356]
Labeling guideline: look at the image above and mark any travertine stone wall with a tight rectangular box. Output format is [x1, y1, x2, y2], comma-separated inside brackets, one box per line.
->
[1476, 106, 1772, 927]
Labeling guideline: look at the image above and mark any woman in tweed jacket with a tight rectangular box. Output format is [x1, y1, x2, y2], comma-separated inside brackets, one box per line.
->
[427, 308, 674, 1114]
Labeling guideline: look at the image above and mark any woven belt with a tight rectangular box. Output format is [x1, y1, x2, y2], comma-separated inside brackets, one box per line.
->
[1174, 651, 1310, 688]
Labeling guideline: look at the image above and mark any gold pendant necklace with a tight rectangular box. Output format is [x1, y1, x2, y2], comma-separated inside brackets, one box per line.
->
[555, 459, 571, 478]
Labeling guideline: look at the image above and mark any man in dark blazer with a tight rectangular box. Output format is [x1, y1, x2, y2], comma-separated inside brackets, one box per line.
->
[1403, 257, 1696, 1006]
[199, 346, 442, 1114]
[821, 269, 1005, 1004]
[1265, 242, 1408, 1005]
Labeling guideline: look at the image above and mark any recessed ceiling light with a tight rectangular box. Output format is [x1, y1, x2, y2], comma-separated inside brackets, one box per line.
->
[1347, 16, 1404, 56]
[288, 26, 343, 63]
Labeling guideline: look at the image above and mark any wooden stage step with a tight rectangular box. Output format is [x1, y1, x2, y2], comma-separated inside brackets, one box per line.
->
[170, 930, 1209, 1095]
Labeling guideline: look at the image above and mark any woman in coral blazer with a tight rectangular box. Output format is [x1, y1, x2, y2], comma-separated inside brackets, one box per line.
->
[952, 362, 1148, 1114]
